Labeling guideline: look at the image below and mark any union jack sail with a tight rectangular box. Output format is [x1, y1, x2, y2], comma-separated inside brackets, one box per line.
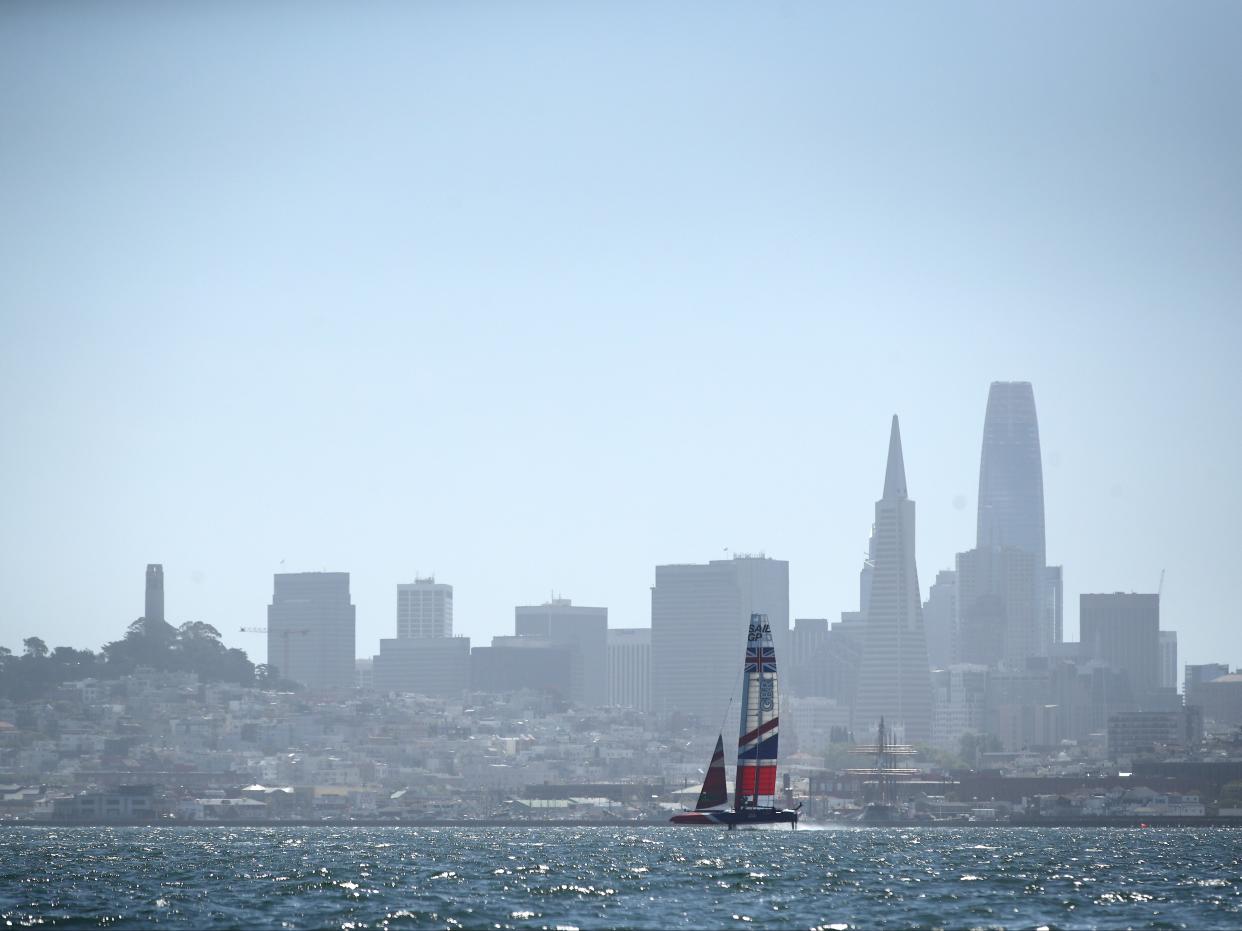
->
[735, 613, 779, 806]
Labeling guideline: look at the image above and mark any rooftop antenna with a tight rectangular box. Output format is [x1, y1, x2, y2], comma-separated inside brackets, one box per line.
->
[1158, 568, 1165, 599]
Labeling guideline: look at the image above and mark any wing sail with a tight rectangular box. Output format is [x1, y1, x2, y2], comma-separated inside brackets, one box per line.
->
[694, 734, 729, 810]
[735, 613, 779, 809]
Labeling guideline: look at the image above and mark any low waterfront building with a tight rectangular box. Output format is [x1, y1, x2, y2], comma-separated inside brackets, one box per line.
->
[1107, 707, 1204, 759]
[52, 785, 159, 821]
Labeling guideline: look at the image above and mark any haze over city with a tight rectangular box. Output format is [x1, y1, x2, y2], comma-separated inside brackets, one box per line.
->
[3, 1, 1240, 672]
[9, 6, 1242, 929]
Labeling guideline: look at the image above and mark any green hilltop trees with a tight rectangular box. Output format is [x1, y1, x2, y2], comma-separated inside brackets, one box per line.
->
[0, 617, 256, 701]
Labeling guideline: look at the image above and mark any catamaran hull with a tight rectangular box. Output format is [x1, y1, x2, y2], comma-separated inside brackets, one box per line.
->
[670, 807, 799, 828]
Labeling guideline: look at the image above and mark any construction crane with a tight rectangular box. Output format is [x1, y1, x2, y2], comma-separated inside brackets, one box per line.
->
[239, 626, 310, 682]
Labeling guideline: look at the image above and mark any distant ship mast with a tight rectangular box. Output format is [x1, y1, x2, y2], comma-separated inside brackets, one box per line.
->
[845, 717, 919, 806]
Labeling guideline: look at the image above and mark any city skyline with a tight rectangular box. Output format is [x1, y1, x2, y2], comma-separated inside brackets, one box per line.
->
[3, 4, 1240, 671]
[0, 383, 1226, 678]
[4, 4, 1242, 925]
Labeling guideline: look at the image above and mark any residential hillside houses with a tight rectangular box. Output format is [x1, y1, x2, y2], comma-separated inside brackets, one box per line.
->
[3, 667, 1242, 824]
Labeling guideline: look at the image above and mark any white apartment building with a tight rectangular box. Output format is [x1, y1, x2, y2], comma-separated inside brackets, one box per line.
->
[608, 628, 651, 711]
[397, 578, 453, 638]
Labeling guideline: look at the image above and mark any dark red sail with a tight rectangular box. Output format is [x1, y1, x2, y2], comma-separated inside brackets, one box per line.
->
[695, 734, 729, 810]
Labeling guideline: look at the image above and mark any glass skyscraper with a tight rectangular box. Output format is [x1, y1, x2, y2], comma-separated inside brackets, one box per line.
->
[977, 381, 1046, 563]
[956, 381, 1062, 663]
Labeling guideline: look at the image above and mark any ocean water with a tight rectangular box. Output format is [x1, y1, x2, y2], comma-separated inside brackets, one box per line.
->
[2, 825, 1241, 929]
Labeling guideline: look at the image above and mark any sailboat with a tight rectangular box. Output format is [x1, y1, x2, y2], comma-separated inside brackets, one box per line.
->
[671, 613, 800, 829]
[845, 717, 919, 822]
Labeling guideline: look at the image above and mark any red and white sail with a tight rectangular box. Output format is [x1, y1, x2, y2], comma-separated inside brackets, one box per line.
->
[671, 611, 796, 827]
[735, 613, 779, 808]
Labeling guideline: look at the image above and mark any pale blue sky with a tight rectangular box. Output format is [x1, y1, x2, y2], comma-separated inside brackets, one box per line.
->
[2, 2, 1240, 673]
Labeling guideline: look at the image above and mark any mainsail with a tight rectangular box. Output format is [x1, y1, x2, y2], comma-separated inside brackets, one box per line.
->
[694, 734, 729, 810]
[669, 611, 797, 828]
[734, 613, 779, 809]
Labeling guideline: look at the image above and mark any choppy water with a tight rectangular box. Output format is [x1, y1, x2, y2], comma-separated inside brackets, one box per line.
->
[3, 825, 1241, 929]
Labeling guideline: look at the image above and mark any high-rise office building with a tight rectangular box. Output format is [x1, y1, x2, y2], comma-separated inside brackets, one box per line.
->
[1080, 592, 1160, 708]
[144, 564, 164, 624]
[374, 636, 471, 697]
[1187, 674, 1242, 728]
[835, 542, 874, 720]
[978, 381, 1046, 562]
[267, 572, 356, 690]
[788, 618, 831, 697]
[828, 613, 866, 713]
[515, 599, 608, 707]
[853, 416, 933, 743]
[1159, 631, 1178, 692]
[956, 544, 1043, 665]
[651, 555, 789, 722]
[396, 578, 452, 638]
[983, 656, 1134, 750]
[923, 570, 958, 670]
[1185, 663, 1229, 697]
[984, 658, 1067, 750]
[470, 636, 574, 700]
[931, 663, 989, 750]
[957, 382, 1062, 664]
[607, 628, 651, 711]
[1044, 566, 1064, 649]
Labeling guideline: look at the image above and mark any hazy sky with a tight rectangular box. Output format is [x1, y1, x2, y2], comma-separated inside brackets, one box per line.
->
[3, 2, 1240, 673]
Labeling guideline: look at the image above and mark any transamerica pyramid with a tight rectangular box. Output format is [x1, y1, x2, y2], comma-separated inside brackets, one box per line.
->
[853, 415, 934, 744]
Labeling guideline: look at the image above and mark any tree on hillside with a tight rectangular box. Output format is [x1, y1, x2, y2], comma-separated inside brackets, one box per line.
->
[173, 621, 253, 683]
[959, 732, 1003, 767]
[102, 617, 181, 673]
[1, 616, 256, 701]
[0, 639, 97, 700]
[254, 662, 302, 692]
